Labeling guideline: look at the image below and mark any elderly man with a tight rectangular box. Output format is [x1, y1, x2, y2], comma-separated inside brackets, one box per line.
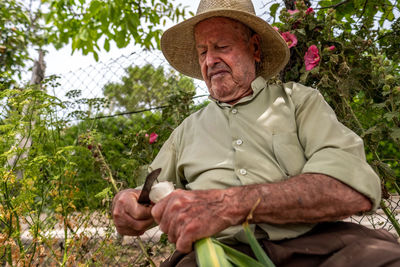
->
[112, 0, 400, 266]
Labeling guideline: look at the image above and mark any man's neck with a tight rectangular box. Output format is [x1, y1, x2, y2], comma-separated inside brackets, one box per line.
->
[226, 90, 254, 105]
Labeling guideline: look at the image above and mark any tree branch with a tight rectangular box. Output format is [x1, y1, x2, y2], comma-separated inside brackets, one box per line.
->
[357, 0, 369, 23]
[314, 0, 350, 10]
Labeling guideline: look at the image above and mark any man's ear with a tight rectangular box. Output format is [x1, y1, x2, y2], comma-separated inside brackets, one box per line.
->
[251, 34, 261, 62]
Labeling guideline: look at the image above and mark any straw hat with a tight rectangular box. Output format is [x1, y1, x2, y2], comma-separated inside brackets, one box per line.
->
[161, 0, 290, 80]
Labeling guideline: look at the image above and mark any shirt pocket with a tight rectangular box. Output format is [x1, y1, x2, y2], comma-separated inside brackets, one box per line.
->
[272, 132, 306, 176]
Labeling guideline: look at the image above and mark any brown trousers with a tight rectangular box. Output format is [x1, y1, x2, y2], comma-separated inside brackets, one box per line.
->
[160, 222, 400, 267]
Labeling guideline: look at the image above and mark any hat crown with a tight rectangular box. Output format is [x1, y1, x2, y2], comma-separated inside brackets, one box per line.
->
[197, 0, 256, 15]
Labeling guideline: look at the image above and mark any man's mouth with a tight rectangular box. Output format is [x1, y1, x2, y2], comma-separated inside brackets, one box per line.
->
[209, 70, 228, 79]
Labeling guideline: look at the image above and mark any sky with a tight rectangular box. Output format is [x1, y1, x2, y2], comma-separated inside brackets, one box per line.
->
[42, 0, 267, 77]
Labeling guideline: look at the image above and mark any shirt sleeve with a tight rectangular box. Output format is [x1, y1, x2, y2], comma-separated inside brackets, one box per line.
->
[148, 128, 186, 189]
[287, 82, 381, 211]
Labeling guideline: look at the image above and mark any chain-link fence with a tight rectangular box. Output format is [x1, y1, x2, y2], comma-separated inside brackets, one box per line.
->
[5, 47, 400, 266]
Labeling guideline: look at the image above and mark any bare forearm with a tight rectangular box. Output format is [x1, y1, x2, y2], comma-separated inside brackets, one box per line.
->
[151, 173, 372, 253]
[229, 173, 372, 225]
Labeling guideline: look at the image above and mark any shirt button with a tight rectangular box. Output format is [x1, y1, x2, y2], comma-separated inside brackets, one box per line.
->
[231, 108, 238, 114]
[236, 139, 243, 145]
[239, 169, 247, 175]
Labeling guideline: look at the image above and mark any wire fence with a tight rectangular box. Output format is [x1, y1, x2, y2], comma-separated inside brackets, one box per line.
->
[48, 50, 209, 121]
[4, 47, 400, 266]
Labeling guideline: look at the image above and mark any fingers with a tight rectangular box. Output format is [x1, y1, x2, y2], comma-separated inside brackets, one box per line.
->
[112, 189, 155, 236]
[130, 196, 153, 220]
[150, 190, 210, 252]
[151, 189, 185, 233]
[114, 216, 154, 236]
[175, 223, 199, 253]
[151, 188, 234, 253]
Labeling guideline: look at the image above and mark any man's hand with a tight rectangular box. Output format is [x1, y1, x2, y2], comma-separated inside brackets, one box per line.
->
[112, 189, 155, 236]
[151, 188, 241, 253]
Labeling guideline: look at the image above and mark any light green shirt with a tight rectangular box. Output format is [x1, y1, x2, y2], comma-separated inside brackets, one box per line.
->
[149, 76, 381, 242]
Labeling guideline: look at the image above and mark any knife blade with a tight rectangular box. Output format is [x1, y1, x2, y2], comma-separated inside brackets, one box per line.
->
[137, 168, 162, 205]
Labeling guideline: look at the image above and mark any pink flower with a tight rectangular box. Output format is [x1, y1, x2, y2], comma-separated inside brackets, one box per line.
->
[328, 45, 335, 51]
[304, 45, 320, 71]
[145, 133, 149, 138]
[149, 132, 158, 144]
[273, 26, 280, 32]
[281, 32, 298, 48]
[306, 7, 314, 15]
[288, 9, 299, 15]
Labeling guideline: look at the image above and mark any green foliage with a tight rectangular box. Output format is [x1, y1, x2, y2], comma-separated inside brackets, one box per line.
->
[0, 70, 196, 264]
[0, 80, 100, 265]
[0, 0, 44, 86]
[42, 0, 189, 59]
[104, 64, 196, 111]
[379, 17, 400, 62]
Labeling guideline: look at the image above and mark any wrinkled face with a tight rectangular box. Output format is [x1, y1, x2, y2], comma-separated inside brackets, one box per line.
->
[194, 17, 261, 104]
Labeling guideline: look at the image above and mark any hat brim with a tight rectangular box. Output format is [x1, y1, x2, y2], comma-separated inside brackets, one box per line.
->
[161, 9, 290, 80]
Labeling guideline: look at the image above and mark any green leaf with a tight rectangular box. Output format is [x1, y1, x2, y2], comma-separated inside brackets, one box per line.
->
[89, 0, 102, 14]
[94, 187, 112, 199]
[21, 11, 31, 24]
[270, 3, 280, 21]
[319, 1, 332, 8]
[213, 239, 265, 267]
[93, 50, 99, 61]
[115, 30, 126, 48]
[295, 28, 306, 36]
[79, 29, 89, 41]
[390, 127, 400, 142]
[243, 222, 275, 267]
[104, 38, 110, 51]
[300, 71, 310, 84]
[195, 238, 232, 267]
[383, 112, 399, 122]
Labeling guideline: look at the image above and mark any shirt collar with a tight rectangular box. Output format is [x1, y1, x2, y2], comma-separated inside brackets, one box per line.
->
[208, 76, 267, 108]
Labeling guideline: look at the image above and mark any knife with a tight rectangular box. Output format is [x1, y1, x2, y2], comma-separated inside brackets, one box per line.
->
[137, 168, 162, 205]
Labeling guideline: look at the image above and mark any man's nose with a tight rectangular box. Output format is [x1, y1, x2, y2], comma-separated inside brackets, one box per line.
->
[205, 50, 220, 67]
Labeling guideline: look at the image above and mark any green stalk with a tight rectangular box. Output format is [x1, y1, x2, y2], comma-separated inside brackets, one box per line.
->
[195, 197, 276, 267]
[137, 237, 156, 267]
[213, 239, 265, 267]
[380, 200, 400, 236]
[393, 182, 400, 196]
[195, 237, 232, 267]
[96, 147, 118, 193]
[242, 198, 275, 267]
[242, 222, 275, 267]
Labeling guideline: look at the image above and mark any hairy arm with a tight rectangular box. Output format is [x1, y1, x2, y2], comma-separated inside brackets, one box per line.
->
[151, 173, 372, 252]
[234, 173, 372, 224]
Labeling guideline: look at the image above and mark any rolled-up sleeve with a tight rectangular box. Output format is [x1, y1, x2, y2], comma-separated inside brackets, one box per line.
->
[288, 82, 381, 211]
